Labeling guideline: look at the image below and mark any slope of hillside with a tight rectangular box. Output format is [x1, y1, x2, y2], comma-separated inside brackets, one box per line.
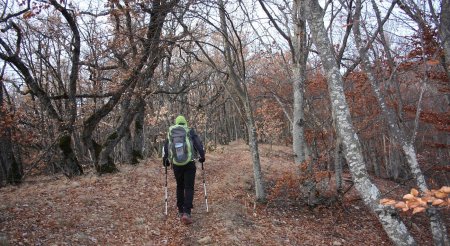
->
[0, 141, 443, 245]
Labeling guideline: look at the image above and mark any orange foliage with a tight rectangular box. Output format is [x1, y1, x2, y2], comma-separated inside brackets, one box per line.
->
[403, 105, 450, 132]
[0, 106, 35, 144]
[249, 53, 291, 144]
[381, 187, 450, 214]
[407, 26, 443, 61]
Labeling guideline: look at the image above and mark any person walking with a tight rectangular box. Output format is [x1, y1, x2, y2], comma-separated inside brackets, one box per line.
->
[162, 115, 205, 225]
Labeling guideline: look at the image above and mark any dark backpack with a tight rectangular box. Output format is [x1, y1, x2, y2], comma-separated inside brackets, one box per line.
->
[168, 125, 194, 165]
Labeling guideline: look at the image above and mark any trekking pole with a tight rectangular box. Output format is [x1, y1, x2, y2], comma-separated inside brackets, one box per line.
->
[201, 162, 209, 212]
[164, 165, 168, 216]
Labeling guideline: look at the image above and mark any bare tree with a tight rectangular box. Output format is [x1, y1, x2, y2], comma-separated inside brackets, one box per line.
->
[0, 0, 83, 177]
[353, 1, 449, 244]
[257, 0, 310, 166]
[81, 0, 181, 173]
[0, 65, 22, 186]
[217, 0, 265, 201]
[304, 0, 416, 244]
[398, 0, 450, 105]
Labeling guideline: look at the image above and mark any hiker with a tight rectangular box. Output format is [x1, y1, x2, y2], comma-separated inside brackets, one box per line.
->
[162, 115, 205, 225]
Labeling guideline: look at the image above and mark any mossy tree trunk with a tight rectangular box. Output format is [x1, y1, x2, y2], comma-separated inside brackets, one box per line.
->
[96, 100, 147, 173]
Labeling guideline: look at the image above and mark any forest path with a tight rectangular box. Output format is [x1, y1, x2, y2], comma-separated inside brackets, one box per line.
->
[1, 140, 437, 245]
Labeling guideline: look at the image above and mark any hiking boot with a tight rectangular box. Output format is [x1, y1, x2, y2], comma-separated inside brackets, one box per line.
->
[177, 212, 183, 218]
[181, 213, 193, 225]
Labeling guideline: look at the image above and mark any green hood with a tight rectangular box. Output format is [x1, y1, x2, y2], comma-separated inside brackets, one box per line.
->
[175, 115, 188, 126]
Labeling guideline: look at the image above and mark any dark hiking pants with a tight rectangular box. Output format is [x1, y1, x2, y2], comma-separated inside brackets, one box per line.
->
[173, 161, 196, 214]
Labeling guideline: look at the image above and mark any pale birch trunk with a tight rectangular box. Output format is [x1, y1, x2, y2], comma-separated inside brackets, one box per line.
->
[305, 0, 416, 244]
[427, 206, 450, 246]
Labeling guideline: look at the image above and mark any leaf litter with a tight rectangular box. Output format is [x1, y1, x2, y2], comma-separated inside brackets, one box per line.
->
[1, 140, 446, 245]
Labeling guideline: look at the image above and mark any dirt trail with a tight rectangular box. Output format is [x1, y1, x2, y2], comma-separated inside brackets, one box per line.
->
[0, 141, 440, 245]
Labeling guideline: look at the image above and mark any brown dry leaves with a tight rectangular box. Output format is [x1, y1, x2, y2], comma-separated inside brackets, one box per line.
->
[380, 187, 450, 214]
[1, 141, 444, 245]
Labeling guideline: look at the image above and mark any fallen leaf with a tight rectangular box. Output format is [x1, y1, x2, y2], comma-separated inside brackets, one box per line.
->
[380, 198, 396, 205]
[439, 186, 450, 194]
[432, 199, 444, 206]
[434, 191, 447, 199]
[426, 59, 440, 66]
[403, 194, 415, 200]
[394, 202, 407, 209]
[410, 188, 419, 197]
[412, 207, 425, 214]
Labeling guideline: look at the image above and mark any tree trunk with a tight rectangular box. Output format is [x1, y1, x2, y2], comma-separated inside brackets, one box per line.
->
[383, 134, 390, 178]
[0, 136, 22, 186]
[218, 0, 266, 201]
[334, 137, 343, 194]
[122, 129, 133, 163]
[305, 1, 416, 244]
[353, 1, 449, 243]
[292, 63, 307, 165]
[121, 98, 133, 164]
[258, 0, 309, 164]
[292, 0, 309, 165]
[132, 106, 145, 163]
[97, 98, 148, 173]
[427, 205, 450, 246]
[439, 0, 450, 105]
[58, 135, 83, 177]
[0, 83, 22, 186]
[353, 0, 427, 190]
[243, 98, 266, 202]
[371, 140, 381, 177]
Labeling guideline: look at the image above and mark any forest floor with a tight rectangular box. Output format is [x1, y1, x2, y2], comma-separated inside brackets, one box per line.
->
[0, 140, 447, 245]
